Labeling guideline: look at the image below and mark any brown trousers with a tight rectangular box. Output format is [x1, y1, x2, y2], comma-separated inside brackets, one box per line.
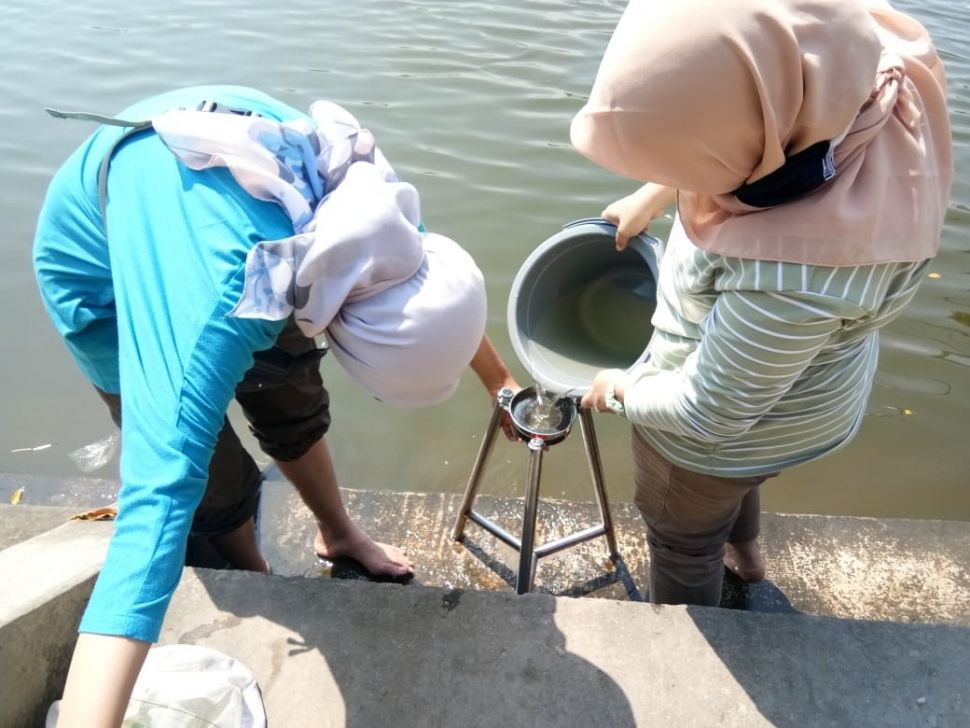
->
[632, 426, 774, 606]
[96, 318, 330, 540]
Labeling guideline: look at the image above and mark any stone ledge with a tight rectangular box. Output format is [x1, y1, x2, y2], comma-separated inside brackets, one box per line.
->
[2, 472, 969, 726]
[0, 504, 84, 551]
[160, 568, 970, 728]
[0, 517, 113, 728]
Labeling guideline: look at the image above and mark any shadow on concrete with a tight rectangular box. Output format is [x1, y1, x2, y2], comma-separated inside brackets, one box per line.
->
[442, 535, 645, 602]
[185, 569, 637, 728]
[719, 571, 798, 615]
[685, 605, 970, 727]
[436, 535, 518, 588]
[557, 555, 645, 602]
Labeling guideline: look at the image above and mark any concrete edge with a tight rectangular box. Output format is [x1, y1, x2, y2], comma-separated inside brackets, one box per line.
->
[0, 519, 112, 728]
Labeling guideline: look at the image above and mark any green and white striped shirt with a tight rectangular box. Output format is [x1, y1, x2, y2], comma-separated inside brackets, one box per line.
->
[624, 218, 930, 477]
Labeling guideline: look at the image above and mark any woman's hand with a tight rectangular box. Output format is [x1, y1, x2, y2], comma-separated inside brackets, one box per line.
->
[601, 183, 677, 250]
[493, 383, 522, 442]
[580, 369, 629, 414]
[482, 368, 522, 442]
[469, 335, 522, 441]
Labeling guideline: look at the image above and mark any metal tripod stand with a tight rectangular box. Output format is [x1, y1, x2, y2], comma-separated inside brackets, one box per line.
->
[450, 388, 619, 594]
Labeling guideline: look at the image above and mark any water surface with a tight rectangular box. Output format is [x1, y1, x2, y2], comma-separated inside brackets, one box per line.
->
[0, 0, 967, 520]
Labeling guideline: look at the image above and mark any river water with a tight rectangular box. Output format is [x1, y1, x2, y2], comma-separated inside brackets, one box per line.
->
[1, 0, 967, 520]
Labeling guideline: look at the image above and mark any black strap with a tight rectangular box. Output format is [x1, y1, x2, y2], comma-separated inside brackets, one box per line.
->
[195, 100, 258, 117]
[46, 101, 261, 228]
[734, 140, 836, 208]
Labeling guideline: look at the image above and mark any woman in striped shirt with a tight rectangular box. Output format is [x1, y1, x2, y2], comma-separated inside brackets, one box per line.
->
[571, 0, 953, 605]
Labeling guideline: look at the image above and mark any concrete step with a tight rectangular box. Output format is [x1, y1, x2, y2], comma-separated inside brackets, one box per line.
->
[0, 504, 87, 551]
[0, 515, 113, 728]
[159, 567, 970, 728]
[2, 473, 969, 727]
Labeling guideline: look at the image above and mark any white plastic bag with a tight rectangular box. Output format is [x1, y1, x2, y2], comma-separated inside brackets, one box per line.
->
[68, 431, 120, 473]
[47, 644, 266, 727]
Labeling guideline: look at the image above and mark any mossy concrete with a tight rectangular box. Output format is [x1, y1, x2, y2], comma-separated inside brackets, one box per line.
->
[256, 481, 970, 626]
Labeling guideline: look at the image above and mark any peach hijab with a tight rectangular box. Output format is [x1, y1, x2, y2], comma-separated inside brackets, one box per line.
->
[570, 0, 953, 265]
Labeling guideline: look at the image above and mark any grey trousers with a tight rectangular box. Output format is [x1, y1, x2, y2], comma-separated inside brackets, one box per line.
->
[632, 426, 775, 606]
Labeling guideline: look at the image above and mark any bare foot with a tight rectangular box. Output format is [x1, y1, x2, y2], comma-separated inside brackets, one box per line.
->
[314, 523, 414, 579]
[724, 539, 765, 583]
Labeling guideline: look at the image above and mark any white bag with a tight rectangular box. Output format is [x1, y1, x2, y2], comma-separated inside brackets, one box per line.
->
[47, 644, 266, 727]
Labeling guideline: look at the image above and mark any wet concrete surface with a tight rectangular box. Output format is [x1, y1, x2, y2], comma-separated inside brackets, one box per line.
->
[256, 478, 970, 626]
[0, 472, 118, 510]
[3, 471, 969, 626]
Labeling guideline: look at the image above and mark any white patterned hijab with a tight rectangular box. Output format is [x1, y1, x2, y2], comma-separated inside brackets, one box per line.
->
[151, 100, 486, 405]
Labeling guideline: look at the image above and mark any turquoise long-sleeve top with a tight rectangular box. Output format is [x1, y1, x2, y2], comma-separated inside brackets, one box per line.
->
[33, 86, 307, 642]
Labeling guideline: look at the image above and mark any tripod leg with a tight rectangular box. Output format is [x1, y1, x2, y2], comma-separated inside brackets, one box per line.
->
[450, 404, 503, 541]
[516, 438, 545, 594]
[579, 409, 619, 557]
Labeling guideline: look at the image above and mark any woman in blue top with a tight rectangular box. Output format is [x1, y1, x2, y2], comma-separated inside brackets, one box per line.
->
[34, 85, 518, 727]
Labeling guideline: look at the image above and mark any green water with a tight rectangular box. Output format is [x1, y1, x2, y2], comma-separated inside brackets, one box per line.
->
[0, 0, 967, 520]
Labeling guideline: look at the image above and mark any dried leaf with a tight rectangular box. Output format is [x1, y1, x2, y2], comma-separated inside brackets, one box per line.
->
[70, 506, 118, 521]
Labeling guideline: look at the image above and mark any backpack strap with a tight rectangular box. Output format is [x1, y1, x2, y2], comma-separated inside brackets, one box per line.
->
[45, 101, 261, 229]
[47, 107, 153, 229]
[45, 107, 151, 128]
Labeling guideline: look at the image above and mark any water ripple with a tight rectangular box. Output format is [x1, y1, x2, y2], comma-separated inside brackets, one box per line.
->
[1, 0, 968, 517]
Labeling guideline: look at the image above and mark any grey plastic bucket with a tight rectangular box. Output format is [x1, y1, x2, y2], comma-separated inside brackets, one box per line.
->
[507, 218, 661, 396]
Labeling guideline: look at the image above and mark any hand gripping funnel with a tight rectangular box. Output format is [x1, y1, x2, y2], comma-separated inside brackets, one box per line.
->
[507, 218, 661, 395]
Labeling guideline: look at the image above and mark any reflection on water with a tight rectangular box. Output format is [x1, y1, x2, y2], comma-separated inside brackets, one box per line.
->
[0, 0, 967, 519]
